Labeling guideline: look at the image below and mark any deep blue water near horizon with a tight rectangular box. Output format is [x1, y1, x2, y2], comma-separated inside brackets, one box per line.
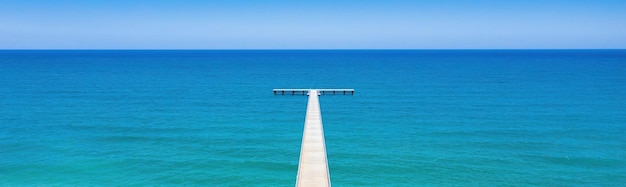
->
[1, 50, 625, 186]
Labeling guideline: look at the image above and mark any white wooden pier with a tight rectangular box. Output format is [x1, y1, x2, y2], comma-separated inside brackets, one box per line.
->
[273, 89, 354, 187]
[273, 89, 355, 96]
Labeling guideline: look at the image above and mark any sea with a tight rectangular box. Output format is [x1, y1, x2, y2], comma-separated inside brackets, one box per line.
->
[1, 50, 625, 186]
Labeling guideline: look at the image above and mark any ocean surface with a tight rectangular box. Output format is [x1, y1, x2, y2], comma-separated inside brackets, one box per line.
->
[1, 50, 625, 186]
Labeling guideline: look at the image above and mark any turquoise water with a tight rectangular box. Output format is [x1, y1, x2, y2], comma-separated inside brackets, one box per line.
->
[1, 50, 625, 186]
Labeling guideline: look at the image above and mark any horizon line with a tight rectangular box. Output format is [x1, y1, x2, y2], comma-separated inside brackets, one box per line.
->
[1, 48, 625, 51]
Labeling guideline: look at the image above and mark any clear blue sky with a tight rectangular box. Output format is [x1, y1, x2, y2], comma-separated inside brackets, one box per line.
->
[1, 0, 625, 49]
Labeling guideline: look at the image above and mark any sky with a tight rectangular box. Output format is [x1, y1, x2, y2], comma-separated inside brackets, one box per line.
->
[1, 0, 625, 49]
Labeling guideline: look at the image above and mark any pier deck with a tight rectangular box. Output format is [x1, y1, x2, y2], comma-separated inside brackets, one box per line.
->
[296, 90, 330, 187]
[274, 88, 353, 186]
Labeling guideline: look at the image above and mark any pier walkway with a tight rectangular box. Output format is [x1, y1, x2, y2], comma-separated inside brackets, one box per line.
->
[296, 90, 330, 187]
[273, 89, 353, 187]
